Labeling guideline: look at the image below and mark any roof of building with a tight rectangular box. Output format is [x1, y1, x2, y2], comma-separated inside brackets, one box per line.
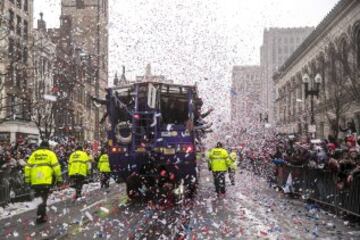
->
[232, 65, 261, 72]
[264, 26, 314, 33]
[273, 0, 354, 81]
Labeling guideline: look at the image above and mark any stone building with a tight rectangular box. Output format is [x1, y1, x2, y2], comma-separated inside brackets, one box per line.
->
[50, 14, 97, 142]
[0, 0, 38, 143]
[32, 13, 56, 101]
[231, 65, 263, 126]
[136, 64, 174, 84]
[274, 0, 360, 139]
[261, 27, 314, 123]
[61, 0, 109, 140]
[113, 66, 127, 87]
[30, 13, 58, 140]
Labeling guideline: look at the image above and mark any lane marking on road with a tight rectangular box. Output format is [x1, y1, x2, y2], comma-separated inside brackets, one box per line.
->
[80, 199, 105, 212]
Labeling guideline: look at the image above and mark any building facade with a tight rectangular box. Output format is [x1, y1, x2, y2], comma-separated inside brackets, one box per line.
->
[61, 0, 109, 140]
[136, 64, 174, 84]
[231, 65, 263, 126]
[0, 0, 38, 143]
[50, 14, 97, 142]
[32, 13, 56, 102]
[261, 27, 314, 123]
[31, 13, 58, 140]
[274, 0, 360, 139]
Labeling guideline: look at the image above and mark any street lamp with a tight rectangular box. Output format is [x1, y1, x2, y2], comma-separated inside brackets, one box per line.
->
[302, 73, 322, 137]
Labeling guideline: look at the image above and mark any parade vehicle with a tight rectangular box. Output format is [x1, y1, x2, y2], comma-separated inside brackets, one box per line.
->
[102, 81, 204, 199]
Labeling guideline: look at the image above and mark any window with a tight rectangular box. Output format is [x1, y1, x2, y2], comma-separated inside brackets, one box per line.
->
[16, 15, 21, 36]
[16, 40, 21, 61]
[76, 0, 85, 9]
[15, 67, 21, 87]
[8, 10, 14, 31]
[290, 37, 294, 44]
[357, 29, 360, 69]
[24, 0, 28, 12]
[278, 47, 282, 54]
[23, 47, 28, 64]
[8, 38, 14, 58]
[16, 0, 22, 9]
[284, 37, 288, 44]
[23, 20, 28, 40]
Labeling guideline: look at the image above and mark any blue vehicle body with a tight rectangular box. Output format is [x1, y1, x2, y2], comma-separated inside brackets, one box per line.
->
[104, 82, 202, 198]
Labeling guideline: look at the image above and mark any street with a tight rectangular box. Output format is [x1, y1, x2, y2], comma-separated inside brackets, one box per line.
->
[1, 165, 360, 240]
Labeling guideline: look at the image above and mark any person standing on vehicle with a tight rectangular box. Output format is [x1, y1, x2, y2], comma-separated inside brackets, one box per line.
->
[24, 141, 63, 224]
[97, 148, 111, 189]
[228, 149, 238, 185]
[68, 145, 91, 199]
[208, 142, 231, 197]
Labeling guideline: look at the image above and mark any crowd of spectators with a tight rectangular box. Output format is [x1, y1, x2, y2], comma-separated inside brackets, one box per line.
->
[0, 138, 102, 182]
[235, 129, 360, 191]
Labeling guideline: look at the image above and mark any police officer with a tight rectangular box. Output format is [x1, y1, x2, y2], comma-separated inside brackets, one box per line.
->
[97, 148, 111, 189]
[228, 149, 238, 185]
[208, 142, 231, 197]
[24, 141, 62, 224]
[68, 145, 91, 199]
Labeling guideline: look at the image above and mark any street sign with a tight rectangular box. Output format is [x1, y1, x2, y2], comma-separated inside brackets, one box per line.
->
[43, 94, 57, 102]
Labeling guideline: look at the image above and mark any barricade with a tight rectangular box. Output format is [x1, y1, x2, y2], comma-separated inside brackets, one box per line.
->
[276, 164, 360, 216]
[0, 170, 10, 206]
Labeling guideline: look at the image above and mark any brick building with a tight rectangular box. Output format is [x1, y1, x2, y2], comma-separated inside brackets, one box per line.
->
[50, 13, 97, 142]
[61, 0, 109, 140]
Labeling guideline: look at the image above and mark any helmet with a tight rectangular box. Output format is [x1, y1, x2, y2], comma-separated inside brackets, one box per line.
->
[216, 142, 223, 148]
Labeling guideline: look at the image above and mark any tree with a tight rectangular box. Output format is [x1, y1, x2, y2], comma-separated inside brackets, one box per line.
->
[323, 44, 353, 139]
[31, 99, 56, 141]
[338, 31, 360, 105]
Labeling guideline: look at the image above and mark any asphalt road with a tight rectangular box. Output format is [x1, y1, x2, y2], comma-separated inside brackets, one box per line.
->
[1, 167, 360, 240]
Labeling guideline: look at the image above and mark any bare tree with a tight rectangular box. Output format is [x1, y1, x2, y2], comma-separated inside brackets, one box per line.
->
[323, 44, 353, 138]
[31, 99, 56, 140]
[337, 33, 360, 105]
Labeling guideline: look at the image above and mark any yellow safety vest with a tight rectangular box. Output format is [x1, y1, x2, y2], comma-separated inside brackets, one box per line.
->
[229, 151, 238, 170]
[68, 150, 91, 177]
[97, 154, 111, 173]
[24, 149, 63, 186]
[207, 148, 231, 172]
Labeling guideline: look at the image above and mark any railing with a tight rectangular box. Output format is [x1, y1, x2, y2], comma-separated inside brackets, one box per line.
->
[0, 170, 10, 206]
[276, 164, 360, 217]
[0, 168, 71, 207]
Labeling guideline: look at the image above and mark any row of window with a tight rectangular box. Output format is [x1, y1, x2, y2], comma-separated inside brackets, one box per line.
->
[8, 37, 28, 64]
[277, 36, 303, 45]
[8, 9, 28, 40]
[8, 0, 28, 12]
[278, 46, 295, 54]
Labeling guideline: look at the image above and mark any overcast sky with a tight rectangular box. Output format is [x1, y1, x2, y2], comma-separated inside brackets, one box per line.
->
[33, 0, 339, 122]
